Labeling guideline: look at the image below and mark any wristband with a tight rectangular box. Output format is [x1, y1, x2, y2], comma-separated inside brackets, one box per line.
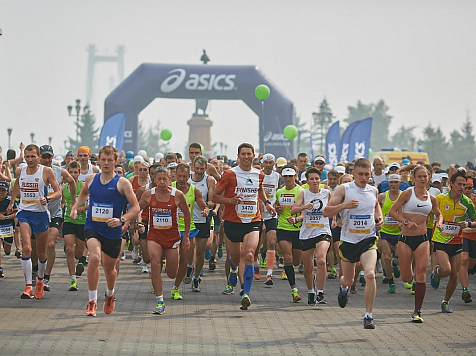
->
[46, 196, 51, 203]
[264, 200, 271, 205]
[469, 221, 473, 228]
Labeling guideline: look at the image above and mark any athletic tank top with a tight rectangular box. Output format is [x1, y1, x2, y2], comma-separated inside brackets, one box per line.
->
[18, 165, 48, 213]
[402, 187, 432, 216]
[64, 180, 86, 224]
[147, 187, 180, 240]
[172, 182, 196, 231]
[300, 189, 331, 240]
[141, 183, 153, 223]
[380, 190, 401, 235]
[79, 162, 94, 181]
[276, 185, 303, 231]
[85, 174, 125, 240]
[262, 171, 280, 221]
[47, 165, 63, 218]
[188, 173, 208, 224]
[341, 182, 377, 244]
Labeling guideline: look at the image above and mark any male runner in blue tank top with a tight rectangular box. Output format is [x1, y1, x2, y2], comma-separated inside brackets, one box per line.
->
[70, 145, 140, 317]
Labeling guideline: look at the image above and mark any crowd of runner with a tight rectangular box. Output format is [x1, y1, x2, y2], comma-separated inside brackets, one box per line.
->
[0, 141, 475, 329]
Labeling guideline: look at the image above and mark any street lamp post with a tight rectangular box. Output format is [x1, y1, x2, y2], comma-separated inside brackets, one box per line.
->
[30, 132, 35, 144]
[67, 99, 82, 146]
[48, 136, 52, 145]
[7, 128, 12, 149]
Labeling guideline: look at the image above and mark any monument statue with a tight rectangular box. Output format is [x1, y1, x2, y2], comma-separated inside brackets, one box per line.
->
[200, 49, 210, 64]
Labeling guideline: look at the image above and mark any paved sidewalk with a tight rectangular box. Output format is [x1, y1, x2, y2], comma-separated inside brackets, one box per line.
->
[0, 241, 475, 355]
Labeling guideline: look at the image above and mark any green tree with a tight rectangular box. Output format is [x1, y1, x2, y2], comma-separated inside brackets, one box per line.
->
[138, 118, 170, 157]
[447, 114, 476, 165]
[295, 113, 310, 155]
[312, 98, 334, 154]
[417, 124, 449, 165]
[345, 100, 392, 150]
[391, 125, 418, 151]
[66, 109, 99, 152]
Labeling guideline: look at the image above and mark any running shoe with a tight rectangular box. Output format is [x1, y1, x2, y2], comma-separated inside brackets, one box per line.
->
[85, 301, 97, 317]
[259, 256, 266, 268]
[199, 268, 204, 277]
[183, 266, 193, 284]
[120, 251, 126, 261]
[150, 284, 154, 294]
[171, 288, 183, 300]
[131, 248, 138, 260]
[240, 293, 251, 310]
[392, 258, 400, 278]
[222, 284, 234, 295]
[209, 258, 216, 271]
[410, 281, 416, 295]
[404, 280, 413, 289]
[316, 291, 327, 304]
[462, 289, 472, 303]
[327, 267, 337, 279]
[359, 272, 366, 286]
[350, 284, 357, 294]
[69, 278, 78, 291]
[363, 316, 375, 329]
[217, 245, 224, 259]
[430, 266, 441, 289]
[387, 284, 396, 294]
[292, 288, 302, 303]
[411, 310, 423, 323]
[205, 249, 211, 261]
[192, 277, 201, 292]
[32, 270, 38, 286]
[254, 266, 261, 280]
[375, 260, 383, 273]
[338, 286, 348, 308]
[133, 256, 142, 264]
[441, 301, 453, 313]
[229, 270, 238, 287]
[308, 292, 316, 306]
[15, 250, 21, 259]
[239, 289, 244, 297]
[278, 257, 284, 268]
[298, 264, 304, 274]
[20, 285, 34, 299]
[34, 279, 44, 299]
[104, 293, 116, 314]
[43, 278, 50, 292]
[264, 275, 274, 286]
[154, 301, 165, 315]
[141, 264, 149, 274]
[0, 268, 4, 278]
[76, 262, 85, 276]
[281, 270, 288, 280]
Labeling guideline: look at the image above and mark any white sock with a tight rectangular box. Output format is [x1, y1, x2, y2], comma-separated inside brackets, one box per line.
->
[89, 290, 98, 302]
[308, 289, 315, 294]
[364, 312, 373, 319]
[21, 257, 33, 284]
[156, 295, 164, 302]
[317, 289, 324, 294]
[106, 288, 114, 297]
[254, 260, 259, 267]
[70, 275, 77, 281]
[267, 270, 273, 276]
[38, 259, 47, 279]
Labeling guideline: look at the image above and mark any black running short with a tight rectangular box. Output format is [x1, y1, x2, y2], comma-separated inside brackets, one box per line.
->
[301, 234, 331, 251]
[84, 229, 122, 259]
[433, 241, 463, 257]
[224, 220, 262, 243]
[62, 222, 85, 241]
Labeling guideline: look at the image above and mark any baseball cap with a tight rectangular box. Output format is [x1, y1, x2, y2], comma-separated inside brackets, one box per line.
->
[324, 164, 332, 171]
[314, 156, 326, 164]
[402, 158, 410, 165]
[440, 172, 449, 179]
[0, 181, 9, 190]
[65, 151, 75, 158]
[126, 151, 134, 160]
[388, 162, 400, 170]
[276, 157, 287, 168]
[133, 155, 144, 163]
[138, 149, 147, 158]
[262, 153, 276, 162]
[167, 162, 178, 169]
[281, 167, 296, 177]
[300, 172, 307, 182]
[90, 155, 98, 163]
[155, 152, 164, 161]
[335, 166, 345, 174]
[40, 145, 54, 156]
[431, 174, 442, 183]
[388, 174, 401, 182]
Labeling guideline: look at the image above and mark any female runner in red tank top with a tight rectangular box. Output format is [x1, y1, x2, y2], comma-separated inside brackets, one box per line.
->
[138, 166, 191, 315]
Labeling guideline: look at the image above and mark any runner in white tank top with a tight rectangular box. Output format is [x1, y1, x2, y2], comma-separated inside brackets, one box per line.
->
[324, 158, 383, 329]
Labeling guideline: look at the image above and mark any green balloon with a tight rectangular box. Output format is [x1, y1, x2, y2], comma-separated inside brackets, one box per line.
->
[255, 84, 270, 101]
[160, 129, 172, 141]
[368, 148, 374, 157]
[200, 143, 204, 153]
[283, 125, 298, 140]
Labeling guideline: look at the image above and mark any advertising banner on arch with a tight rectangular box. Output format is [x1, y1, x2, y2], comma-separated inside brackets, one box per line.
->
[338, 120, 360, 163]
[325, 121, 340, 166]
[347, 117, 372, 161]
[98, 112, 125, 152]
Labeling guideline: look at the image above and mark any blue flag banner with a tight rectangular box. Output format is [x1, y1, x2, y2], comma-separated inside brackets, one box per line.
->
[348, 117, 373, 161]
[338, 120, 360, 163]
[99, 112, 126, 152]
[325, 121, 340, 166]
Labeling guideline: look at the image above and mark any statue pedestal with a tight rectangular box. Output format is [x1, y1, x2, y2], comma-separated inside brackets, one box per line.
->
[188, 114, 213, 157]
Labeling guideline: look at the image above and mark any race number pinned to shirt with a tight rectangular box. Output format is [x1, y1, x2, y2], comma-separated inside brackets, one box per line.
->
[92, 203, 113, 222]
[236, 201, 257, 218]
[0, 224, 14, 238]
[349, 215, 371, 234]
[305, 211, 324, 228]
[384, 216, 398, 225]
[153, 212, 172, 229]
[22, 191, 40, 205]
[441, 222, 461, 236]
[279, 194, 295, 208]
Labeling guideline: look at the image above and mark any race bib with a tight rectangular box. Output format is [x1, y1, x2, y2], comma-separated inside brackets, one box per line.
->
[384, 216, 398, 225]
[441, 222, 461, 236]
[22, 191, 40, 205]
[0, 224, 14, 238]
[279, 194, 295, 207]
[264, 187, 274, 199]
[177, 208, 184, 219]
[153, 212, 172, 229]
[236, 201, 257, 218]
[349, 214, 371, 234]
[305, 211, 324, 228]
[91, 203, 113, 222]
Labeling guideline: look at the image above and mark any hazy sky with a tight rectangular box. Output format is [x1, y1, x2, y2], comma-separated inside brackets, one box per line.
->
[1, 0, 475, 158]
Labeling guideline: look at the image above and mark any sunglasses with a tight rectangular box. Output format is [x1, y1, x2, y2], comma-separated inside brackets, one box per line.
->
[314, 161, 325, 165]
[138, 168, 148, 172]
